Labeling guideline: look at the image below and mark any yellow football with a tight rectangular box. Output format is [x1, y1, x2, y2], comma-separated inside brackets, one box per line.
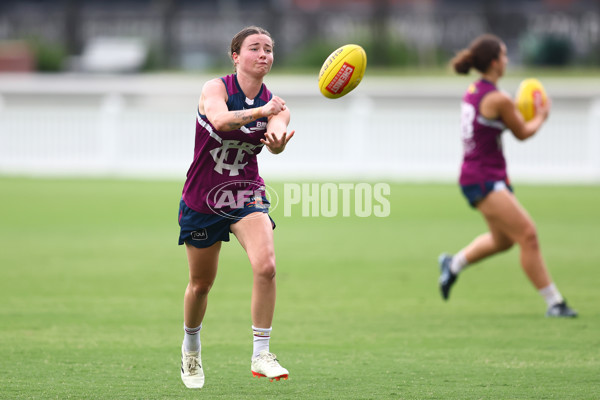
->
[318, 44, 367, 99]
[515, 78, 548, 121]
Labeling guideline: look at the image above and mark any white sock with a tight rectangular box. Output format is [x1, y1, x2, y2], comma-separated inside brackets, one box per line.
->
[252, 326, 272, 359]
[450, 251, 468, 275]
[183, 323, 201, 353]
[539, 283, 564, 307]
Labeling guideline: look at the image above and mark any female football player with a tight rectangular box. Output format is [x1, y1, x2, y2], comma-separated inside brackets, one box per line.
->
[439, 34, 577, 318]
[178, 26, 294, 388]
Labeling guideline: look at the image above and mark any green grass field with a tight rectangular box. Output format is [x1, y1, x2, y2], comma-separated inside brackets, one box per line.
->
[1, 177, 599, 399]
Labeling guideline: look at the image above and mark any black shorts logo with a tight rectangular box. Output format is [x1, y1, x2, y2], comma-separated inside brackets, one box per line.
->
[191, 229, 208, 241]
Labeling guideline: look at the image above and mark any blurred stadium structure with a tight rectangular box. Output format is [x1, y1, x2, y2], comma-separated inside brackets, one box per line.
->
[0, 0, 599, 183]
[0, 0, 599, 71]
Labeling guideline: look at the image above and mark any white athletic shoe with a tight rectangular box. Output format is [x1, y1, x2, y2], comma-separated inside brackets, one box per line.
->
[181, 345, 204, 389]
[251, 350, 289, 381]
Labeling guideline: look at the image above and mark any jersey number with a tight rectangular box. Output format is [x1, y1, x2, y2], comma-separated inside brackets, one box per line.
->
[460, 102, 476, 153]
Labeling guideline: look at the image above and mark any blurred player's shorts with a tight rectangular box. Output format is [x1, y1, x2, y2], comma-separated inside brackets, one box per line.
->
[460, 179, 513, 208]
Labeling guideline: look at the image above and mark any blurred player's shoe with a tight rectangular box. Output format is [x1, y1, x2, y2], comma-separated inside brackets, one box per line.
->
[181, 345, 204, 389]
[438, 253, 457, 300]
[251, 350, 289, 381]
[546, 301, 578, 318]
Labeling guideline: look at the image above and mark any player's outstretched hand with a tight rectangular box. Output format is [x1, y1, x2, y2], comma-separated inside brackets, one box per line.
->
[261, 130, 295, 154]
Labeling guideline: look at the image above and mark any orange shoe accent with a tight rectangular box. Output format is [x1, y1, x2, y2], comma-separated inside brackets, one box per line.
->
[252, 371, 289, 381]
[270, 374, 289, 382]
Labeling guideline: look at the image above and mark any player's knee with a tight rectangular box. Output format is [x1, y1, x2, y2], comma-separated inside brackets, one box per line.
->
[519, 225, 540, 250]
[189, 280, 213, 298]
[252, 255, 276, 280]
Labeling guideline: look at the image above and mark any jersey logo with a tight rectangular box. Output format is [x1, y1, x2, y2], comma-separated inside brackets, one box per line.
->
[239, 110, 267, 135]
[240, 122, 267, 135]
[209, 140, 262, 176]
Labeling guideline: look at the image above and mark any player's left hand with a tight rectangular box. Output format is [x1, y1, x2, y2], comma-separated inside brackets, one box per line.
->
[261, 130, 295, 154]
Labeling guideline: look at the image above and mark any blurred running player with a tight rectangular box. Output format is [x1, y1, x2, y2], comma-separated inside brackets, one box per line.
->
[439, 34, 577, 318]
[178, 26, 294, 389]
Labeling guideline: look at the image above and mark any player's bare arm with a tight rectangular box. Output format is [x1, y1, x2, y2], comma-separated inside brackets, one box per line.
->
[261, 107, 294, 154]
[201, 82, 288, 132]
[200, 79, 260, 131]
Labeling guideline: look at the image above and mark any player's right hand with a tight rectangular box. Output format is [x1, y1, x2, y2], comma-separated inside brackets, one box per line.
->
[535, 96, 551, 121]
[262, 96, 287, 117]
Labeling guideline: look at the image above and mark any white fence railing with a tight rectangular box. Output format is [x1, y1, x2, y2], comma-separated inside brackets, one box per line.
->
[1, 74, 599, 183]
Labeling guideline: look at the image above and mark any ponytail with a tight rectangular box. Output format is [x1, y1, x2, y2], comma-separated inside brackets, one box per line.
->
[451, 49, 473, 75]
[452, 34, 503, 75]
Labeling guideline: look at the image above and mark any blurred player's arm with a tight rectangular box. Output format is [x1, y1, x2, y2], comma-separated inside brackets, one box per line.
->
[482, 91, 550, 141]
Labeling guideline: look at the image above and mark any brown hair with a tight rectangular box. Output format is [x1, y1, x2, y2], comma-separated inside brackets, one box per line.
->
[451, 34, 503, 75]
[230, 26, 273, 72]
